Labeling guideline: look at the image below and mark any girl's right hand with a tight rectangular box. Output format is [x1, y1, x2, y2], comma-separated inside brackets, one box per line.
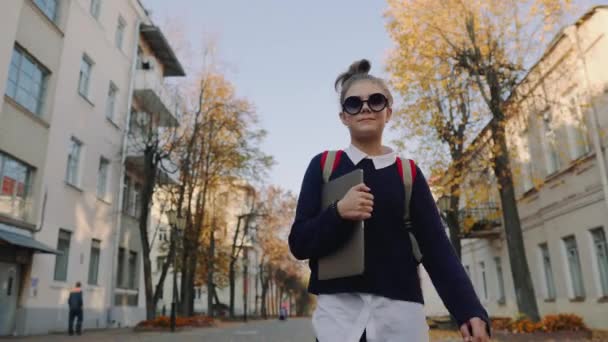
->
[336, 183, 374, 220]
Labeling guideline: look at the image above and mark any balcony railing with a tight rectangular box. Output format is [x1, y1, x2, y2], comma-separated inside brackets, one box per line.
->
[458, 203, 502, 239]
[133, 69, 182, 127]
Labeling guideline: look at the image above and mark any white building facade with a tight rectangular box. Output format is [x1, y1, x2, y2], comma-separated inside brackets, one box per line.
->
[425, 6, 608, 330]
[0, 0, 184, 335]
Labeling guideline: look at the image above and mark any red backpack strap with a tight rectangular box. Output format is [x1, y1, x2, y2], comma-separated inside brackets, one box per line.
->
[397, 157, 422, 263]
[320, 150, 343, 183]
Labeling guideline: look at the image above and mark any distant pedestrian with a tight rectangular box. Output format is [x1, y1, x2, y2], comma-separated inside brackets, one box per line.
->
[67, 281, 83, 336]
[289, 59, 491, 342]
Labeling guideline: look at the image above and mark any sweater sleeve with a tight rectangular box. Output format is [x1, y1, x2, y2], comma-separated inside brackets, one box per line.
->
[288, 154, 356, 260]
[410, 166, 491, 331]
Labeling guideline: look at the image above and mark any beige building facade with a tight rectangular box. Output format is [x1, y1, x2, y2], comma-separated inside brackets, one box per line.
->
[425, 6, 608, 329]
[0, 0, 184, 335]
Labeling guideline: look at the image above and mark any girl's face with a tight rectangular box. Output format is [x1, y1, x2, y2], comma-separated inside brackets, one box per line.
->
[340, 79, 392, 142]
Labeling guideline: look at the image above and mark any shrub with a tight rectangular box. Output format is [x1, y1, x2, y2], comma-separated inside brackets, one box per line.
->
[137, 315, 215, 328]
[491, 313, 588, 334]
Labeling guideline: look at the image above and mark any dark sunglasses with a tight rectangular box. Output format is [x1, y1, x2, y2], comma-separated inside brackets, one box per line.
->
[342, 93, 389, 115]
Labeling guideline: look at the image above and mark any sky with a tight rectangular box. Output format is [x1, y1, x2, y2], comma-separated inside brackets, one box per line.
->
[142, 0, 398, 193]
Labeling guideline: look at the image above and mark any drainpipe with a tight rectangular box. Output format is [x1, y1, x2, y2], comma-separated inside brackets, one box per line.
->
[564, 25, 608, 212]
[108, 17, 141, 326]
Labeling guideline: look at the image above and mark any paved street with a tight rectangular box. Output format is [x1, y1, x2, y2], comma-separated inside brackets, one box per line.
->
[2, 318, 316, 342]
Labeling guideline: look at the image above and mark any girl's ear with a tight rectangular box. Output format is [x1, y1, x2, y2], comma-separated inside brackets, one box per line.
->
[339, 112, 348, 126]
[385, 107, 393, 123]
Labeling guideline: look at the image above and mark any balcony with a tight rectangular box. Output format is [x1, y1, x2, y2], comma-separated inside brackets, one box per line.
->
[133, 69, 181, 127]
[458, 203, 502, 239]
[124, 155, 179, 186]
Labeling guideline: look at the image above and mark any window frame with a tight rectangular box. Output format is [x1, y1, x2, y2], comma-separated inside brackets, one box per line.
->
[105, 82, 118, 121]
[87, 239, 101, 285]
[78, 54, 94, 99]
[563, 235, 586, 299]
[0, 152, 33, 220]
[127, 250, 138, 289]
[115, 16, 126, 50]
[65, 137, 83, 186]
[590, 227, 608, 297]
[539, 243, 557, 300]
[495, 257, 506, 304]
[33, 0, 58, 22]
[97, 157, 110, 199]
[89, 0, 101, 19]
[6, 45, 49, 116]
[53, 229, 72, 282]
[541, 109, 561, 176]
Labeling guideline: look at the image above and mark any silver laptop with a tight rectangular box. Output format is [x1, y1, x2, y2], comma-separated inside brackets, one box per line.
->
[319, 169, 365, 280]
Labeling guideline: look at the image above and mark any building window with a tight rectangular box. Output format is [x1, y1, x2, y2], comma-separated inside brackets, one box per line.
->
[88, 239, 101, 285]
[480, 262, 488, 300]
[541, 110, 561, 176]
[97, 157, 109, 199]
[6, 46, 48, 116]
[495, 257, 506, 304]
[117, 247, 125, 287]
[157, 256, 166, 272]
[66, 137, 82, 186]
[563, 236, 585, 299]
[591, 228, 608, 297]
[54, 229, 71, 281]
[0, 152, 32, 220]
[115, 16, 126, 50]
[105, 82, 118, 121]
[89, 0, 101, 19]
[565, 95, 591, 160]
[122, 175, 141, 217]
[34, 0, 58, 22]
[540, 243, 557, 300]
[517, 130, 534, 193]
[127, 251, 138, 289]
[78, 55, 93, 98]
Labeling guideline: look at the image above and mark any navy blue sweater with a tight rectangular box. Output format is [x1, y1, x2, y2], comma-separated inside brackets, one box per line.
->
[289, 153, 489, 327]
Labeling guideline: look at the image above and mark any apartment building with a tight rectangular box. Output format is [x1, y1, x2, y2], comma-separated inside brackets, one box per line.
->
[425, 6, 608, 329]
[0, 0, 184, 335]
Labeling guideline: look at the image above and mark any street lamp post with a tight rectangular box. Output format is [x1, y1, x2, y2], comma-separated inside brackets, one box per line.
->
[166, 210, 186, 332]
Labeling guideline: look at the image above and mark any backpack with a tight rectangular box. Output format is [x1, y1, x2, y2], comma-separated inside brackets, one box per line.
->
[320, 150, 423, 264]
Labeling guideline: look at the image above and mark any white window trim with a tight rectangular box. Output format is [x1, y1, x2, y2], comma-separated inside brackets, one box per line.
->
[116, 16, 126, 50]
[561, 236, 585, 299]
[538, 243, 557, 300]
[105, 82, 118, 122]
[79, 54, 94, 101]
[90, 0, 101, 19]
[541, 110, 561, 176]
[97, 156, 110, 200]
[66, 137, 83, 187]
[588, 227, 608, 298]
[479, 261, 488, 301]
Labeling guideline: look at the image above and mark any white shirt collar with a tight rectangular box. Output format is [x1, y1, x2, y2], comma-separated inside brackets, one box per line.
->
[344, 144, 397, 170]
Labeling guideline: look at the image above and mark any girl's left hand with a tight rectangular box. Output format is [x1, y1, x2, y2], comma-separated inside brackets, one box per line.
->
[459, 317, 489, 342]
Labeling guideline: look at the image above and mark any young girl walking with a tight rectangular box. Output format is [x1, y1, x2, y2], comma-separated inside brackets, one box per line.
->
[289, 59, 490, 342]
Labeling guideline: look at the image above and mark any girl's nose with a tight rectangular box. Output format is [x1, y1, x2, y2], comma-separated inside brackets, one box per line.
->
[360, 102, 371, 113]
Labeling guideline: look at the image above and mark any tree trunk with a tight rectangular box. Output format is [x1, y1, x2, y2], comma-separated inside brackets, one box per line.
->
[229, 259, 236, 318]
[140, 147, 159, 320]
[490, 117, 540, 321]
[446, 184, 462, 260]
[260, 267, 269, 319]
[207, 227, 215, 317]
